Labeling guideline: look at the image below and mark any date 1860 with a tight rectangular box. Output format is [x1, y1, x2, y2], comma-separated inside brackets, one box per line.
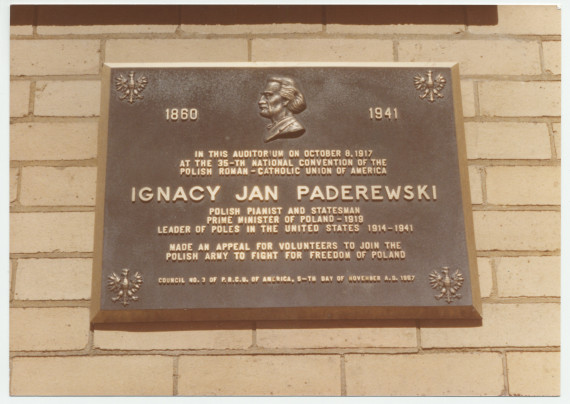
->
[165, 108, 199, 121]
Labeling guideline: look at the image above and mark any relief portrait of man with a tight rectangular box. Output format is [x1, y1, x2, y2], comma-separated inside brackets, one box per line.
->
[258, 76, 307, 143]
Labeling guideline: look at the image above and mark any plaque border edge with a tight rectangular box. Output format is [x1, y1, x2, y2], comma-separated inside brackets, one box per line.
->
[90, 62, 483, 324]
[90, 64, 112, 324]
[450, 63, 483, 319]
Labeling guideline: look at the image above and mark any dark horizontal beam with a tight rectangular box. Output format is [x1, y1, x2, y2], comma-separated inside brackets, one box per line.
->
[10, 5, 498, 27]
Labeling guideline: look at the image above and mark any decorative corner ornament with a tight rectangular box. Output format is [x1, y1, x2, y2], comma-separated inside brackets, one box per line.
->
[414, 70, 446, 102]
[107, 268, 143, 306]
[115, 71, 148, 104]
[429, 267, 464, 304]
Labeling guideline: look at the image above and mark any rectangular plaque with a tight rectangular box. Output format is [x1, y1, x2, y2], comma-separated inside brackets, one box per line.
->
[91, 62, 482, 323]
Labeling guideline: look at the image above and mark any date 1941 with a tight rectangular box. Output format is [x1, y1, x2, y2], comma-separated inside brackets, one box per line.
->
[369, 107, 398, 121]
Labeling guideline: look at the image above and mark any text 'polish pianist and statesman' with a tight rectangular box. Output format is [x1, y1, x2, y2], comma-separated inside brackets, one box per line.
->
[258, 76, 306, 143]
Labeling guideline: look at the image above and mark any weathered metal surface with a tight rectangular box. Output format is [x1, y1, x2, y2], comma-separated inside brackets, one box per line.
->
[91, 63, 481, 323]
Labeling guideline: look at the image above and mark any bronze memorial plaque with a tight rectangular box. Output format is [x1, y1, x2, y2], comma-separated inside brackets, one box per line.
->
[91, 63, 482, 323]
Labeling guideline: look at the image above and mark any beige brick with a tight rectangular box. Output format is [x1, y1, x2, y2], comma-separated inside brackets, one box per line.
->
[399, 40, 540, 76]
[507, 352, 560, 396]
[331, 24, 464, 35]
[180, 5, 322, 35]
[178, 355, 340, 395]
[477, 257, 493, 298]
[11, 121, 98, 161]
[20, 167, 97, 206]
[460, 80, 476, 117]
[14, 258, 92, 300]
[468, 166, 483, 204]
[496, 256, 560, 297]
[11, 356, 173, 395]
[252, 39, 394, 62]
[181, 23, 321, 34]
[105, 39, 248, 63]
[421, 303, 559, 348]
[257, 320, 417, 349]
[10, 168, 19, 203]
[10, 25, 33, 36]
[10, 80, 30, 117]
[469, 6, 560, 35]
[543, 41, 561, 75]
[479, 81, 560, 117]
[10, 260, 14, 296]
[552, 122, 561, 159]
[36, 5, 178, 36]
[345, 353, 504, 396]
[474, 211, 559, 251]
[10, 7, 33, 36]
[11, 40, 100, 76]
[34, 81, 101, 117]
[38, 24, 178, 35]
[326, 5, 465, 35]
[10, 308, 89, 351]
[465, 122, 551, 160]
[94, 323, 252, 350]
[10, 212, 94, 253]
[486, 166, 560, 205]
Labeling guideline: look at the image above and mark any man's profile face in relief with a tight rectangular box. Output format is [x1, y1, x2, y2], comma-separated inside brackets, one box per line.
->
[258, 80, 288, 122]
[257, 76, 306, 143]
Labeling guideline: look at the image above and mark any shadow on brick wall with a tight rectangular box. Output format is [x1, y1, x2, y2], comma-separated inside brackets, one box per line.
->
[92, 318, 482, 332]
[11, 5, 498, 26]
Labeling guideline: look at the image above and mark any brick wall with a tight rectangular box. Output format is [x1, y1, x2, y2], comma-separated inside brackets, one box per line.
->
[9, 5, 561, 396]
